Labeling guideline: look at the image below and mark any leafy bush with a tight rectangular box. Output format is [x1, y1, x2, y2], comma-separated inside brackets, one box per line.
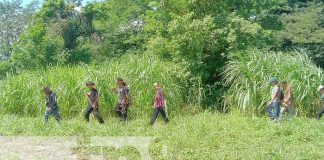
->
[0, 54, 200, 117]
[223, 49, 324, 116]
[0, 60, 13, 78]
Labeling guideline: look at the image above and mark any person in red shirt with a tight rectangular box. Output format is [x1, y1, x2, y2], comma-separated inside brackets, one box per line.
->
[150, 83, 169, 125]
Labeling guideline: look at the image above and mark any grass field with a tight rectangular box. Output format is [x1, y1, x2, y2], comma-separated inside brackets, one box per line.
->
[0, 111, 323, 160]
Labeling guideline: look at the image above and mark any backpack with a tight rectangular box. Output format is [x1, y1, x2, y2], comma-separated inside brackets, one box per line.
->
[279, 89, 284, 101]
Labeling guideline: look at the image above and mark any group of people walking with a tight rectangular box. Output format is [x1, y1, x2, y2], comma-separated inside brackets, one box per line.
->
[42, 76, 324, 124]
[266, 77, 324, 122]
[43, 78, 169, 125]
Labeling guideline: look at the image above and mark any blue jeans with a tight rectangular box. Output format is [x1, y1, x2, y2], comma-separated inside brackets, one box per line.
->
[44, 107, 61, 123]
[266, 102, 281, 120]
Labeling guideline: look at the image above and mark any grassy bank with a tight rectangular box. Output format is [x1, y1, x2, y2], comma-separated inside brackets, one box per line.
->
[0, 112, 323, 159]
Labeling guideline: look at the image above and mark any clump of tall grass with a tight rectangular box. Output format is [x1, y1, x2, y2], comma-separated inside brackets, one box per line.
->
[0, 54, 200, 117]
[223, 49, 324, 116]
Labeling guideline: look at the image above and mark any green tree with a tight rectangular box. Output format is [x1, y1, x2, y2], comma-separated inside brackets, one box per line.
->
[13, 0, 97, 69]
[0, 0, 38, 59]
[88, 0, 148, 58]
[272, 0, 324, 67]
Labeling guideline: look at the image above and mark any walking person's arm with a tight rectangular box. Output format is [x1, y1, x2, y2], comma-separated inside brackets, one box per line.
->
[121, 89, 129, 113]
[111, 87, 118, 94]
[93, 96, 99, 109]
[152, 96, 155, 108]
[284, 89, 292, 105]
[268, 91, 279, 105]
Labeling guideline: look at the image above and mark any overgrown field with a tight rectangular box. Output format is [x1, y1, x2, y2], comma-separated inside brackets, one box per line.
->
[0, 112, 323, 159]
[224, 50, 324, 116]
[0, 54, 201, 117]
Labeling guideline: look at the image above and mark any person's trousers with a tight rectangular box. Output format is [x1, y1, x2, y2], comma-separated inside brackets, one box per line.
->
[84, 106, 104, 124]
[44, 107, 61, 123]
[266, 102, 281, 120]
[279, 104, 295, 121]
[114, 103, 128, 122]
[150, 107, 169, 125]
[317, 106, 324, 119]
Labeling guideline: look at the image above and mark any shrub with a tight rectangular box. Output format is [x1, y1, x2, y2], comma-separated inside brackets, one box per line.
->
[223, 49, 324, 116]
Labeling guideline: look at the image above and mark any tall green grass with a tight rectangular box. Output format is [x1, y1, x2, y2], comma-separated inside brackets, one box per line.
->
[223, 50, 324, 116]
[0, 54, 201, 117]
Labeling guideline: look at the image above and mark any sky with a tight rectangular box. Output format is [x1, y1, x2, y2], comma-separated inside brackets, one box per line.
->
[21, 0, 94, 6]
[22, 0, 41, 6]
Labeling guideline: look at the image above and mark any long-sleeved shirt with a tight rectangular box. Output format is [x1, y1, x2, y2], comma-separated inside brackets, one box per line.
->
[46, 91, 58, 109]
[154, 89, 164, 108]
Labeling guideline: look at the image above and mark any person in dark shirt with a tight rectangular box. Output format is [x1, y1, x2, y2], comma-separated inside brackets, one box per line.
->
[43, 87, 61, 123]
[84, 81, 104, 124]
[112, 78, 129, 122]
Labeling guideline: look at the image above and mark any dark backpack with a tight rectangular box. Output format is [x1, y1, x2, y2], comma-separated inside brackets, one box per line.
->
[279, 89, 284, 101]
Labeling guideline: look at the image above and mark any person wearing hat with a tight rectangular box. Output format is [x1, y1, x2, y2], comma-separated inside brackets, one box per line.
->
[278, 81, 295, 121]
[112, 78, 129, 122]
[150, 83, 169, 126]
[266, 77, 282, 121]
[316, 85, 324, 119]
[84, 81, 104, 124]
[43, 86, 61, 123]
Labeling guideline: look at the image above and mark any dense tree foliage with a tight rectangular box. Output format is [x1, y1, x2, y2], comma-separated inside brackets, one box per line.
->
[0, 0, 38, 59]
[0, 0, 38, 75]
[271, 0, 324, 67]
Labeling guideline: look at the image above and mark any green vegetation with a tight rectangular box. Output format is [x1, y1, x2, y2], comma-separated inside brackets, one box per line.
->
[0, 112, 323, 159]
[0, 54, 199, 117]
[0, 0, 323, 158]
[273, 0, 324, 67]
[223, 50, 324, 116]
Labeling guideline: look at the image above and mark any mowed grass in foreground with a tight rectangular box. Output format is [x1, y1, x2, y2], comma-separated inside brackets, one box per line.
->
[0, 112, 323, 160]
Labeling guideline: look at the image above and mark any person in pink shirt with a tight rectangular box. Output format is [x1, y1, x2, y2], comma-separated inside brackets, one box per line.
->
[150, 83, 169, 125]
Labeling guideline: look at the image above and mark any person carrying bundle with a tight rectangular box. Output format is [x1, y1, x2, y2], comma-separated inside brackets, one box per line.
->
[84, 81, 104, 124]
[112, 78, 129, 122]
